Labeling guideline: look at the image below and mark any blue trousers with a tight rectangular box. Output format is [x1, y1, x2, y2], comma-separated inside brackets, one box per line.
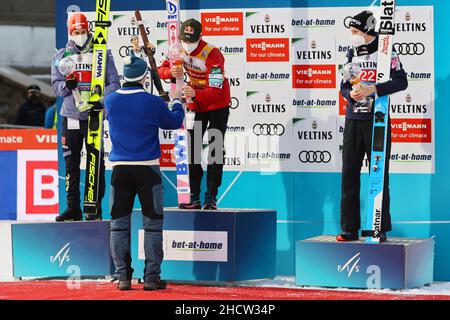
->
[109, 165, 164, 282]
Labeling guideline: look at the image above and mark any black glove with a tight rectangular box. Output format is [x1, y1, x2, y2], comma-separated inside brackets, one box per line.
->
[87, 100, 104, 113]
[66, 74, 78, 91]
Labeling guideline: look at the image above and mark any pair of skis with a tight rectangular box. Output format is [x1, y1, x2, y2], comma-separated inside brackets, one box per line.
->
[83, 0, 191, 213]
[363, 0, 396, 243]
[82, 0, 111, 216]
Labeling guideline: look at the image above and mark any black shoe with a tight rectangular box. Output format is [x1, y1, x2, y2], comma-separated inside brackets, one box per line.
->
[179, 196, 201, 209]
[55, 206, 83, 222]
[117, 280, 131, 291]
[143, 279, 167, 291]
[336, 231, 359, 242]
[85, 213, 102, 221]
[203, 195, 217, 210]
[379, 232, 387, 243]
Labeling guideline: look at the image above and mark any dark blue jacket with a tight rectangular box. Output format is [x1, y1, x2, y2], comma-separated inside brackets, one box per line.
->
[105, 83, 184, 162]
[341, 36, 408, 121]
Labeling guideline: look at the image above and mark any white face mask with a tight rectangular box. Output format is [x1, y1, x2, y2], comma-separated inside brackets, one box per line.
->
[181, 41, 199, 54]
[70, 33, 88, 47]
[350, 34, 366, 48]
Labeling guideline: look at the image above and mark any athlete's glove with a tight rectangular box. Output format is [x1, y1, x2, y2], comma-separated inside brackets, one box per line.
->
[66, 73, 78, 90]
[76, 100, 91, 113]
[87, 100, 104, 113]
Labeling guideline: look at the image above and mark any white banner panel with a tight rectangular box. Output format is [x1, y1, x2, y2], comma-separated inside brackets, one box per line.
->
[139, 230, 228, 262]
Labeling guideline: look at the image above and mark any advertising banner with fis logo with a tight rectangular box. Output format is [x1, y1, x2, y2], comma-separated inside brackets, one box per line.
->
[12, 222, 111, 277]
[139, 230, 228, 262]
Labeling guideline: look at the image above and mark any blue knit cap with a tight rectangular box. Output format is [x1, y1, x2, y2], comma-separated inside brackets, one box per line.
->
[123, 55, 148, 82]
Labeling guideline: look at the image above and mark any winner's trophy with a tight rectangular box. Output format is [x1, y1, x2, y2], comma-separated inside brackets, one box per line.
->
[58, 56, 91, 112]
[342, 63, 373, 113]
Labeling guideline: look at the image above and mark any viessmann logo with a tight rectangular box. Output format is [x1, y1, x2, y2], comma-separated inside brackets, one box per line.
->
[201, 12, 243, 36]
[292, 65, 336, 89]
[246, 38, 289, 62]
[50, 243, 71, 267]
[391, 118, 432, 143]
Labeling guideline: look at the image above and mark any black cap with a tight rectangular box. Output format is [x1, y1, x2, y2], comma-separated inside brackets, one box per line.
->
[27, 84, 41, 93]
[180, 18, 202, 42]
[347, 11, 377, 36]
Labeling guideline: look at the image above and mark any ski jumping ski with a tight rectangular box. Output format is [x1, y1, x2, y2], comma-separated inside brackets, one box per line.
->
[363, 0, 396, 243]
[166, 0, 191, 206]
[83, 0, 111, 216]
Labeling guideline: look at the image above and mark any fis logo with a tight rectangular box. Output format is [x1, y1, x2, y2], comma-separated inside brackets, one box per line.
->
[337, 252, 361, 277]
[87, 153, 97, 201]
[50, 243, 71, 267]
[95, 50, 104, 78]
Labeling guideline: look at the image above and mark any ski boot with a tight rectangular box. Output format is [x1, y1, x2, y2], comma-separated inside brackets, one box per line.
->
[203, 194, 217, 210]
[143, 279, 167, 291]
[55, 203, 83, 222]
[179, 195, 201, 209]
[336, 230, 359, 242]
[85, 207, 103, 221]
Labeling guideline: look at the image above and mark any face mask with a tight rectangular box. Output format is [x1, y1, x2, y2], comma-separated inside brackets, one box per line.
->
[350, 34, 366, 48]
[181, 41, 199, 54]
[70, 33, 88, 48]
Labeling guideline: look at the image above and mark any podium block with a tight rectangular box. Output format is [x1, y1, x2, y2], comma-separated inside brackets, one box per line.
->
[131, 208, 276, 282]
[296, 236, 434, 289]
[12, 221, 111, 278]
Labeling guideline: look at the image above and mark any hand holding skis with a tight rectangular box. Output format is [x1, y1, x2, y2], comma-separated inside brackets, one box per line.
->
[171, 64, 183, 79]
[182, 85, 195, 100]
[170, 88, 182, 101]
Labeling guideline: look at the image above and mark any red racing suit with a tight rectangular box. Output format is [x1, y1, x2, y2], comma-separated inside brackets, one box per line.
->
[158, 40, 231, 112]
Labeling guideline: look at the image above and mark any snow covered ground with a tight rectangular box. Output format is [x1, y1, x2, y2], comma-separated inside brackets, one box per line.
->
[244, 276, 450, 296]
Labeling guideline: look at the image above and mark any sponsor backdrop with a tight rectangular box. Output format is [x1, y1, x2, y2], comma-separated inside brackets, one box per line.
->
[0, 129, 59, 221]
[55, 0, 450, 280]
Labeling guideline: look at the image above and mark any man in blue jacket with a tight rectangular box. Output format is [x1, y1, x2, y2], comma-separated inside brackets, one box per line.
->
[51, 13, 120, 221]
[106, 55, 184, 291]
[338, 11, 408, 242]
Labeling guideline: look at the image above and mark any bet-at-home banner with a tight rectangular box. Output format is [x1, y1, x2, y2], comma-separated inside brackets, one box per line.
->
[77, 6, 434, 174]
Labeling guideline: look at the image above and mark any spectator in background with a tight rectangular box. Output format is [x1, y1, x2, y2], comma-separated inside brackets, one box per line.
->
[44, 103, 57, 129]
[15, 84, 47, 127]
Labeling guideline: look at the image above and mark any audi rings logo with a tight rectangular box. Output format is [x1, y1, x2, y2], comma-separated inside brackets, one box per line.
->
[298, 150, 332, 163]
[393, 43, 425, 56]
[253, 123, 285, 136]
[229, 97, 239, 110]
[119, 46, 133, 58]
